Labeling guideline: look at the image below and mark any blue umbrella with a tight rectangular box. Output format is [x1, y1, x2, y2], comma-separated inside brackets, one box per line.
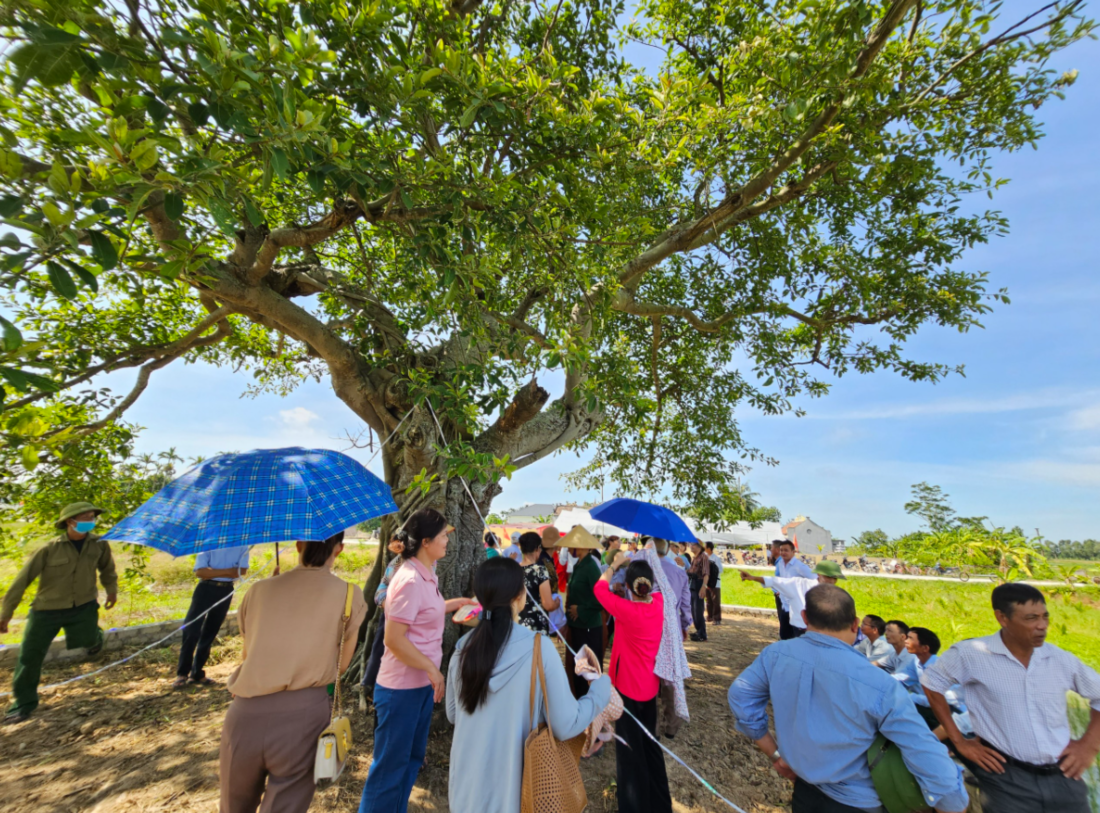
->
[102, 447, 398, 556]
[588, 498, 696, 543]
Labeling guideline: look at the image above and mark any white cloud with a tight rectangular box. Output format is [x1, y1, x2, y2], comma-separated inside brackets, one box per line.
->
[996, 460, 1100, 489]
[1067, 404, 1100, 431]
[810, 388, 1100, 421]
[278, 407, 320, 428]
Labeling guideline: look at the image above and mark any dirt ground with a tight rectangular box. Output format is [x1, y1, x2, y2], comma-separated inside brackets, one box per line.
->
[0, 615, 794, 813]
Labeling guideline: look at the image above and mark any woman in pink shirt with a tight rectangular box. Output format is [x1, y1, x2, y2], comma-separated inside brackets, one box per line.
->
[358, 509, 473, 813]
[595, 556, 672, 813]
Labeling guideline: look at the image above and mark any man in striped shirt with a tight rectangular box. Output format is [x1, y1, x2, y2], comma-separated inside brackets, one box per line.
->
[921, 583, 1100, 813]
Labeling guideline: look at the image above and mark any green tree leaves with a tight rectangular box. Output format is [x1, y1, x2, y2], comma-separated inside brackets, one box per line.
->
[8, 31, 83, 92]
[88, 231, 118, 271]
[0, 0, 1092, 531]
[45, 260, 77, 300]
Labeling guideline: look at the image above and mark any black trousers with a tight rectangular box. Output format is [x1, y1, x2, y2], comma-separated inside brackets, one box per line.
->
[971, 759, 1089, 813]
[689, 579, 707, 640]
[568, 625, 604, 697]
[361, 610, 387, 692]
[616, 695, 672, 813]
[176, 580, 234, 679]
[792, 778, 884, 812]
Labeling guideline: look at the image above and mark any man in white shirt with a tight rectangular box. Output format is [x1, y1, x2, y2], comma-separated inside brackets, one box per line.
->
[502, 531, 522, 562]
[855, 614, 893, 663]
[739, 560, 844, 637]
[922, 583, 1100, 813]
[773, 539, 814, 639]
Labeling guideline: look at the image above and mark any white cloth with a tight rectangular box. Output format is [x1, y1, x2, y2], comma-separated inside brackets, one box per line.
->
[502, 544, 521, 562]
[641, 547, 690, 721]
[774, 557, 814, 611]
[921, 631, 1100, 765]
[762, 575, 817, 629]
[855, 636, 893, 664]
[559, 549, 578, 574]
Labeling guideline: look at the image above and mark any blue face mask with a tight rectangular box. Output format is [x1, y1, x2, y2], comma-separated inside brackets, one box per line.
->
[74, 520, 97, 533]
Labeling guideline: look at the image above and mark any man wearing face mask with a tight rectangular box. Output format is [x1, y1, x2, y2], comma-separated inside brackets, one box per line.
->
[1, 502, 118, 724]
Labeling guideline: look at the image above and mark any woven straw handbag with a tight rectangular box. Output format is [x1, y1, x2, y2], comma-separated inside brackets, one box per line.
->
[521, 634, 588, 813]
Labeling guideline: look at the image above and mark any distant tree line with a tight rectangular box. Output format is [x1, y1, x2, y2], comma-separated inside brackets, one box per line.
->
[1043, 539, 1100, 561]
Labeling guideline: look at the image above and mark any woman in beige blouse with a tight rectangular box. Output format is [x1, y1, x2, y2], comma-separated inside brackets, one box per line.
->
[219, 530, 366, 813]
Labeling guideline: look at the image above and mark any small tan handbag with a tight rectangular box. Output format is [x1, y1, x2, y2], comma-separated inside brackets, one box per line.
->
[520, 635, 588, 813]
[314, 582, 354, 784]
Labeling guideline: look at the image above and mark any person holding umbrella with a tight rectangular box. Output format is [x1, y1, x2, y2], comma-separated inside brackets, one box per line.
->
[2, 502, 117, 724]
[359, 508, 475, 813]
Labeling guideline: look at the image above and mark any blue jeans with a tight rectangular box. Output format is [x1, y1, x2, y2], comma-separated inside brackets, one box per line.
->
[358, 684, 434, 813]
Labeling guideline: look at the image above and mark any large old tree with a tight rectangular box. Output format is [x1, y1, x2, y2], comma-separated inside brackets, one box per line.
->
[0, 0, 1093, 646]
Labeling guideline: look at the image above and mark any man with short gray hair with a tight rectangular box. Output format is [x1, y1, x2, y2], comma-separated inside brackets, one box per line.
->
[729, 584, 968, 813]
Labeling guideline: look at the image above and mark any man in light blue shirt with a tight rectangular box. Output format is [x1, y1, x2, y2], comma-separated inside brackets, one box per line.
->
[728, 584, 968, 813]
[877, 619, 919, 677]
[174, 545, 250, 688]
[895, 626, 951, 729]
[855, 615, 893, 664]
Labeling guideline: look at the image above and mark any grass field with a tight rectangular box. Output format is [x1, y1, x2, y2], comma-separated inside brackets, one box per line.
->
[722, 571, 1100, 668]
[0, 540, 378, 647]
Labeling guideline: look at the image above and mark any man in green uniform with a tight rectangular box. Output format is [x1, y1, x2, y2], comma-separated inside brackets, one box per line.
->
[1, 502, 118, 724]
[565, 526, 605, 698]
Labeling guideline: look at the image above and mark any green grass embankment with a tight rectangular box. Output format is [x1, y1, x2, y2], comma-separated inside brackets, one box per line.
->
[723, 572, 1100, 668]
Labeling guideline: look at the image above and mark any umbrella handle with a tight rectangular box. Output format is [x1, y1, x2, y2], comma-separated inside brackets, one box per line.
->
[276, 543, 280, 569]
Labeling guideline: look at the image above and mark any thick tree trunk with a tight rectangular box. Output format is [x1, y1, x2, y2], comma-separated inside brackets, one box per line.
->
[346, 410, 504, 688]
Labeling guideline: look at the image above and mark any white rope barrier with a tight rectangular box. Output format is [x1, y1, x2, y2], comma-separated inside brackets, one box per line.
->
[424, 400, 750, 813]
[0, 552, 277, 698]
[4, 400, 752, 813]
[0, 406, 421, 700]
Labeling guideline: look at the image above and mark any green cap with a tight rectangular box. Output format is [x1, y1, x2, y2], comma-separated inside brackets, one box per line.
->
[814, 560, 845, 579]
[867, 734, 930, 813]
[56, 502, 103, 530]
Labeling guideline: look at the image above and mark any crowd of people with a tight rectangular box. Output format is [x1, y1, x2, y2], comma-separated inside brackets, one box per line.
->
[3, 505, 1099, 813]
[730, 540, 1100, 813]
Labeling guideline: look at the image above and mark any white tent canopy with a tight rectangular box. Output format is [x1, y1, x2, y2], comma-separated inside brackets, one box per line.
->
[551, 508, 633, 538]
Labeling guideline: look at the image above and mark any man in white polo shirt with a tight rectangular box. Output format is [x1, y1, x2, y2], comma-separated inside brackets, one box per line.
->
[922, 582, 1100, 813]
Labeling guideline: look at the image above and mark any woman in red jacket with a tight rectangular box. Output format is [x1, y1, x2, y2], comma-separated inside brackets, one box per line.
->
[594, 555, 671, 813]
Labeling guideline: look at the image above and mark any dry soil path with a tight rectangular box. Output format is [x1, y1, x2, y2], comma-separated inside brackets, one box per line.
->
[0, 615, 792, 813]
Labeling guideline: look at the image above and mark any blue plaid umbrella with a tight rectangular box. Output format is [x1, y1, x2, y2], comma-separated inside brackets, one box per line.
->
[102, 447, 398, 556]
[588, 497, 696, 543]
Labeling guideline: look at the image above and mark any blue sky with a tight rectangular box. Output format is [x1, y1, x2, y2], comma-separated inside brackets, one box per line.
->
[109, 24, 1100, 544]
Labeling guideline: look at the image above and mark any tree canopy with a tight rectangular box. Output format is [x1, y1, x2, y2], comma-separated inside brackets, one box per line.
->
[0, 0, 1093, 603]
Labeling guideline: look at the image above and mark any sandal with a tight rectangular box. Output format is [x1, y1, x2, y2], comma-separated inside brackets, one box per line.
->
[171, 676, 189, 689]
[188, 676, 217, 687]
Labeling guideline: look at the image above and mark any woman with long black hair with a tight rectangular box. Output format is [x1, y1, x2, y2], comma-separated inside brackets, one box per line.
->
[446, 557, 610, 813]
